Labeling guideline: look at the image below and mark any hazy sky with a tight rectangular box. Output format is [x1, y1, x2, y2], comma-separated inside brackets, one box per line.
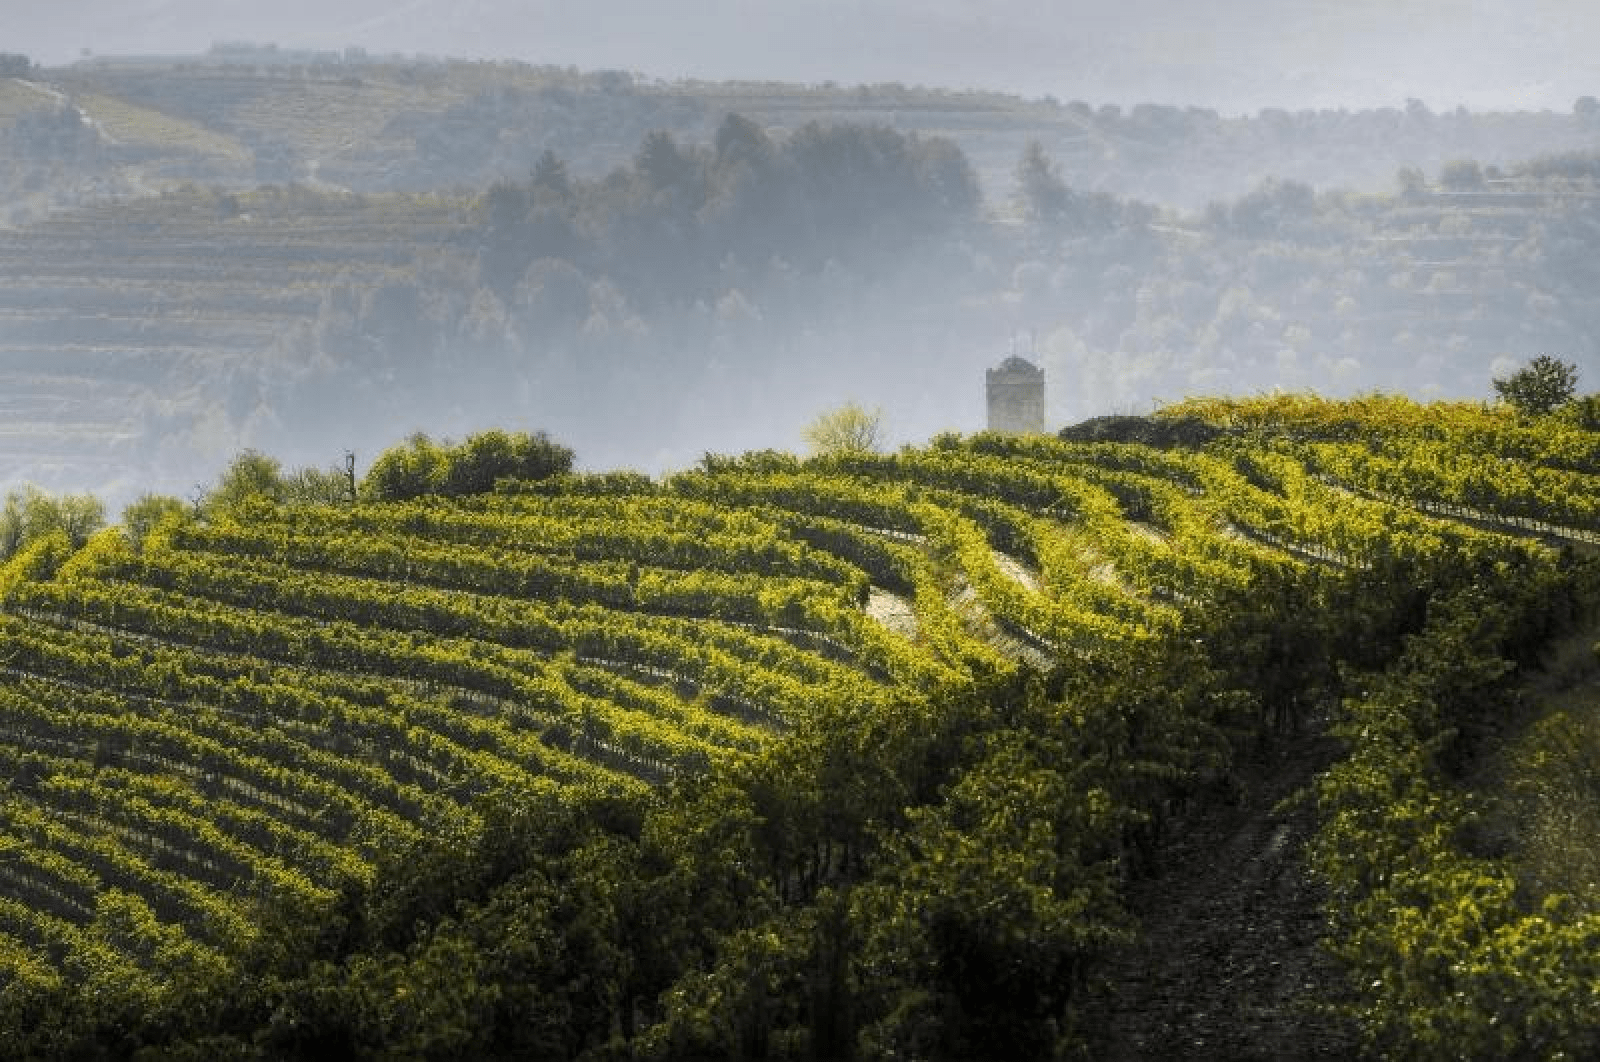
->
[9, 1, 1600, 114]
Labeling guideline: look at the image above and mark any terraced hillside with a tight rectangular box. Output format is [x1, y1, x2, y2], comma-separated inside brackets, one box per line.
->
[13, 55, 1598, 214]
[8, 157, 1600, 512]
[2, 397, 1599, 1057]
[0, 186, 475, 496]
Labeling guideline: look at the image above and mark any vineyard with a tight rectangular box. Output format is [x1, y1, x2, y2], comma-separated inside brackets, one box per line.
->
[2, 396, 1599, 1058]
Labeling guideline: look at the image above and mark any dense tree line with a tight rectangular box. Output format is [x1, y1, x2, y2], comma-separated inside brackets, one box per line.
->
[475, 114, 980, 310]
[1005, 146, 1600, 416]
[1022, 95, 1598, 209]
[0, 487, 103, 561]
[385, 77, 710, 193]
[19, 57, 1600, 215]
[361, 430, 574, 501]
[250, 115, 985, 472]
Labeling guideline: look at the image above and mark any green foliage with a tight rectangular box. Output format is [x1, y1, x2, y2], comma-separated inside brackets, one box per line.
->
[1557, 393, 1600, 431]
[853, 726, 1132, 1060]
[443, 429, 573, 496]
[1438, 158, 1485, 189]
[476, 115, 980, 301]
[1014, 140, 1070, 225]
[1509, 709, 1600, 910]
[0, 486, 104, 560]
[1309, 554, 1600, 1060]
[362, 430, 574, 501]
[205, 450, 287, 515]
[0, 528, 73, 600]
[205, 451, 359, 516]
[263, 835, 635, 1060]
[641, 906, 820, 1061]
[3, 402, 1600, 1057]
[1212, 176, 1316, 237]
[121, 493, 187, 552]
[359, 432, 446, 503]
[1494, 355, 1580, 417]
[802, 403, 883, 457]
[283, 466, 353, 507]
[1012, 141, 1121, 233]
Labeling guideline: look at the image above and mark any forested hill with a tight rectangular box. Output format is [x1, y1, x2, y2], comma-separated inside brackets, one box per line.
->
[2, 395, 1599, 1059]
[9, 122, 1600, 506]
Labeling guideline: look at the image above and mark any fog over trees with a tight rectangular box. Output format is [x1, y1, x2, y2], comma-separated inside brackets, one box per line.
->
[1, 46, 1600, 506]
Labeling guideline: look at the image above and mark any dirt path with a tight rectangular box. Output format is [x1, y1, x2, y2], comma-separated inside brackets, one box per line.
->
[1081, 733, 1361, 1061]
[865, 587, 919, 639]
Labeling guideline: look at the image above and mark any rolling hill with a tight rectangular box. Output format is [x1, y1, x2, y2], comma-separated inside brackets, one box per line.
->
[1, 395, 1598, 1058]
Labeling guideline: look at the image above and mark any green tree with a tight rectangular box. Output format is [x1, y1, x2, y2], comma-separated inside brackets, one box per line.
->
[120, 494, 186, 552]
[803, 402, 883, 457]
[362, 432, 447, 501]
[441, 429, 574, 495]
[52, 495, 104, 549]
[531, 147, 574, 202]
[205, 450, 286, 515]
[634, 130, 705, 210]
[1397, 166, 1428, 201]
[1438, 158, 1485, 190]
[1493, 355, 1579, 416]
[0, 486, 105, 559]
[363, 430, 574, 501]
[283, 465, 354, 506]
[359, 278, 433, 366]
[713, 113, 775, 174]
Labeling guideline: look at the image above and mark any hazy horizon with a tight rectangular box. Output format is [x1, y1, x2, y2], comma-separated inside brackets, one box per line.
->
[11, 0, 1600, 115]
[6, 0, 1600, 509]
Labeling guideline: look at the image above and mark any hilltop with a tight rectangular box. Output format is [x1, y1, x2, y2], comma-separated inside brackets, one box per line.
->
[1, 395, 1598, 1058]
[4, 48, 1598, 217]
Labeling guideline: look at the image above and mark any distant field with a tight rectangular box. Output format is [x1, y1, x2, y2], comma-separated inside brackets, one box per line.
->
[0, 78, 57, 127]
[76, 92, 251, 167]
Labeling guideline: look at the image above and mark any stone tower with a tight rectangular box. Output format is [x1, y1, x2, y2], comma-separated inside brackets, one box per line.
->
[986, 355, 1045, 434]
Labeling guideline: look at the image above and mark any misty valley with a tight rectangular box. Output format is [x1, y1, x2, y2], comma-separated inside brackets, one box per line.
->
[3, 55, 1600, 505]
[2, 44, 1600, 1062]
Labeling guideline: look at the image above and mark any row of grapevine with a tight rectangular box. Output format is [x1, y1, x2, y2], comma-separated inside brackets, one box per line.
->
[1166, 392, 1600, 474]
[0, 460, 964, 1006]
[5, 394, 1590, 1046]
